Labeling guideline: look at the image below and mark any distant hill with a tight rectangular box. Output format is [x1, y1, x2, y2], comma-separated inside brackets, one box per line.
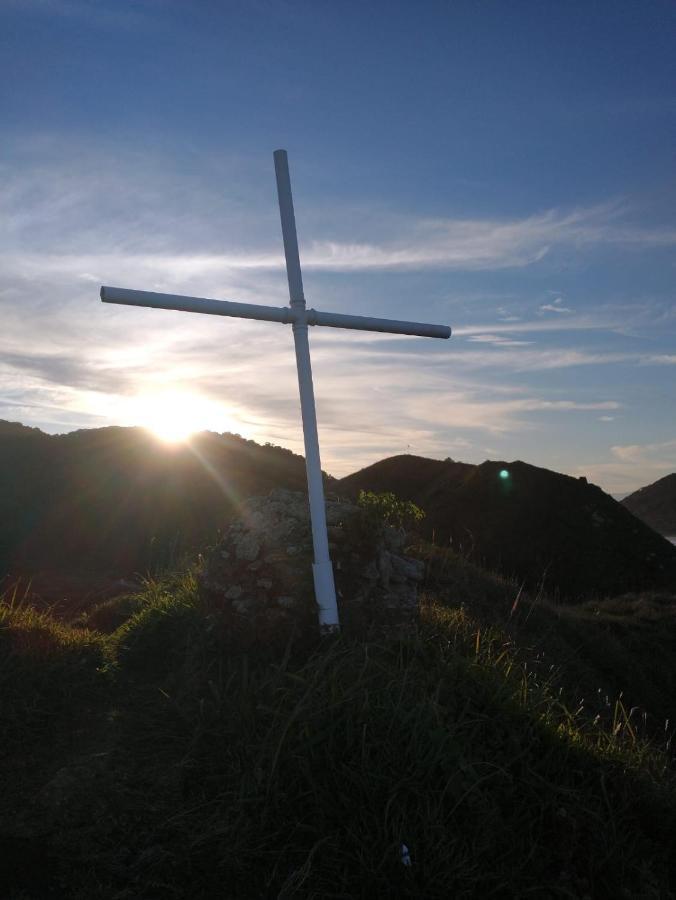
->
[0, 419, 43, 437]
[338, 455, 676, 599]
[0, 421, 308, 577]
[3, 423, 675, 601]
[622, 473, 676, 536]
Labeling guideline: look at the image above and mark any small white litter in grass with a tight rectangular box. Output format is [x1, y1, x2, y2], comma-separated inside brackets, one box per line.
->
[401, 844, 412, 866]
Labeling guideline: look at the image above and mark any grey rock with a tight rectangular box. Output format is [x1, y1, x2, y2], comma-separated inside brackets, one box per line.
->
[383, 526, 407, 553]
[385, 583, 418, 608]
[325, 500, 358, 526]
[235, 533, 260, 561]
[390, 554, 425, 583]
[199, 488, 424, 632]
[233, 598, 257, 615]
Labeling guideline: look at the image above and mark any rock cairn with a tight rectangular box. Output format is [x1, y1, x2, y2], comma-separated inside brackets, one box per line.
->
[198, 488, 425, 634]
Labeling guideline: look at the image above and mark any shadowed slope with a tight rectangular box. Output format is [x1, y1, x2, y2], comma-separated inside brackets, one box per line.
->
[623, 473, 676, 535]
[339, 455, 676, 599]
[0, 422, 308, 578]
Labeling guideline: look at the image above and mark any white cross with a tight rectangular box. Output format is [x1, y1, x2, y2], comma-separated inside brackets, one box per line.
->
[100, 150, 451, 633]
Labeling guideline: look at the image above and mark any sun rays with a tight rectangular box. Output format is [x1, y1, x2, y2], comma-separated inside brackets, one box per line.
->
[129, 391, 238, 443]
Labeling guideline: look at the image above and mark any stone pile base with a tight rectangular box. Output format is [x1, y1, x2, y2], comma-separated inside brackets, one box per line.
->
[198, 488, 425, 636]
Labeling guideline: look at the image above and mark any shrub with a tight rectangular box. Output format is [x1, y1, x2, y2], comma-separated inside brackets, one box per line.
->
[357, 489, 425, 531]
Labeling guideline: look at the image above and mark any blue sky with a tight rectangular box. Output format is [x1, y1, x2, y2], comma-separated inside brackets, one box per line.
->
[1, 0, 675, 493]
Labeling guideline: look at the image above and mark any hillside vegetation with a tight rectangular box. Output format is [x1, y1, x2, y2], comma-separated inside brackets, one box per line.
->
[2, 547, 675, 899]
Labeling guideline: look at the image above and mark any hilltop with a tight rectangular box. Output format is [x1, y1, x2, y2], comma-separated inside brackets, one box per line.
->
[339, 454, 676, 600]
[2, 423, 675, 603]
[623, 473, 676, 536]
[0, 421, 308, 579]
[0, 420, 43, 438]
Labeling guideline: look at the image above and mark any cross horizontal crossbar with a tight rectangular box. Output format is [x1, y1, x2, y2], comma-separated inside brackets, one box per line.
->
[100, 286, 452, 340]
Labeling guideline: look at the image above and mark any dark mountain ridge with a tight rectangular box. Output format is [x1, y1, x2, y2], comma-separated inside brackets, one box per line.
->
[0, 421, 308, 578]
[338, 454, 676, 600]
[622, 472, 676, 535]
[2, 423, 675, 602]
[0, 419, 42, 437]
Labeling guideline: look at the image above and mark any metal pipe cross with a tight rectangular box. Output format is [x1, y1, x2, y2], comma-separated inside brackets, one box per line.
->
[100, 150, 451, 633]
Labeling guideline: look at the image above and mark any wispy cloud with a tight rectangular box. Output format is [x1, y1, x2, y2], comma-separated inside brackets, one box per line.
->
[645, 355, 676, 365]
[453, 317, 611, 337]
[8, 208, 673, 275]
[465, 334, 533, 347]
[610, 440, 676, 466]
[301, 206, 676, 272]
[3, 150, 676, 277]
[444, 347, 635, 372]
[1, 143, 674, 486]
[576, 439, 676, 495]
[539, 297, 574, 314]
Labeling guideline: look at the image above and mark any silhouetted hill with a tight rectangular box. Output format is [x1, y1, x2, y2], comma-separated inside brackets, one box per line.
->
[4, 425, 676, 601]
[339, 455, 676, 599]
[337, 454, 474, 496]
[0, 421, 308, 577]
[622, 473, 676, 536]
[0, 419, 42, 437]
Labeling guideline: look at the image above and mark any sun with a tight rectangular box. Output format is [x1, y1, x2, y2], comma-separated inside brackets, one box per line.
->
[132, 391, 235, 443]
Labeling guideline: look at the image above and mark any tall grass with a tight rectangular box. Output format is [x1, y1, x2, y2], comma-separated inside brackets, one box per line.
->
[418, 540, 676, 752]
[2, 573, 675, 898]
[0, 585, 106, 758]
[56, 581, 676, 897]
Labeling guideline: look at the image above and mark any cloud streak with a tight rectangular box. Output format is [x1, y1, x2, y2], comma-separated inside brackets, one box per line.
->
[3, 150, 676, 278]
[2, 142, 675, 487]
[577, 440, 676, 495]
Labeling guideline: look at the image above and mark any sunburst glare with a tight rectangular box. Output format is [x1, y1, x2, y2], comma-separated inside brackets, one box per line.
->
[130, 391, 239, 442]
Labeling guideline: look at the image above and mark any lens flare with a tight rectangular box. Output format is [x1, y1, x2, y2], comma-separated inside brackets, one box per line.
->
[130, 391, 238, 443]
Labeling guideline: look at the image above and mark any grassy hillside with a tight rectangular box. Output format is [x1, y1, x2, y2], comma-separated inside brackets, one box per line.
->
[2, 555, 675, 899]
[419, 541, 676, 737]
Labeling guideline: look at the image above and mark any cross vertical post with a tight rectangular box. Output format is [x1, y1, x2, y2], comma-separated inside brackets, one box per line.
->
[273, 149, 339, 633]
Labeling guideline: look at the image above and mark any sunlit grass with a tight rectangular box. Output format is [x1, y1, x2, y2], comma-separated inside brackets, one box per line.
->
[0, 585, 107, 755]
